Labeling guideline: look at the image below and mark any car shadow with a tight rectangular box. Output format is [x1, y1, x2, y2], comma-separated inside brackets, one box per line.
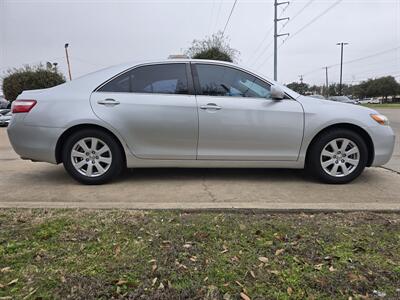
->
[115, 167, 313, 183]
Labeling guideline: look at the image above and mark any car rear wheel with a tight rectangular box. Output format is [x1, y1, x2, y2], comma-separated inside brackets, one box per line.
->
[307, 129, 368, 184]
[62, 129, 123, 185]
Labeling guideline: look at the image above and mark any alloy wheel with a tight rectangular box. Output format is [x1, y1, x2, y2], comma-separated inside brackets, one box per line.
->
[70, 137, 112, 177]
[320, 138, 360, 177]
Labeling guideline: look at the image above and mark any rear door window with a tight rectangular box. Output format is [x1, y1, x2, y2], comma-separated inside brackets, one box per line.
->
[99, 64, 189, 95]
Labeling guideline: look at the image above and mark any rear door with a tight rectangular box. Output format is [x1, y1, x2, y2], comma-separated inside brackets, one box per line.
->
[192, 63, 304, 161]
[90, 63, 198, 160]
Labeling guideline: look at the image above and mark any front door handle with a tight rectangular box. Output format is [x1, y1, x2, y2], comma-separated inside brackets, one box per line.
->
[200, 103, 222, 110]
[97, 98, 120, 106]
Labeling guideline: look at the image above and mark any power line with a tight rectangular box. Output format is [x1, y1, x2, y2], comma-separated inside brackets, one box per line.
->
[343, 70, 400, 84]
[290, 0, 315, 23]
[222, 0, 238, 37]
[298, 45, 400, 80]
[248, 31, 274, 66]
[208, 0, 216, 35]
[248, 2, 289, 66]
[213, 0, 223, 33]
[328, 45, 400, 67]
[286, 0, 343, 43]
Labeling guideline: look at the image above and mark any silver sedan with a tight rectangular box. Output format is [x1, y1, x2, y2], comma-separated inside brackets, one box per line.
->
[7, 59, 395, 184]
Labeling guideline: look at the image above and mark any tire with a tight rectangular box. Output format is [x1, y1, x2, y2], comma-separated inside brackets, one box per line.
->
[62, 129, 124, 185]
[307, 129, 368, 184]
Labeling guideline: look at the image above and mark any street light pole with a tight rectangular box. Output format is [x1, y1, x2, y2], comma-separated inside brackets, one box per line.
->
[337, 42, 348, 95]
[324, 66, 329, 98]
[64, 43, 72, 81]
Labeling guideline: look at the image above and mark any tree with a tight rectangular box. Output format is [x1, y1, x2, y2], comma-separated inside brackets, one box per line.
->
[286, 82, 309, 95]
[374, 76, 399, 100]
[2, 64, 65, 101]
[185, 31, 239, 62]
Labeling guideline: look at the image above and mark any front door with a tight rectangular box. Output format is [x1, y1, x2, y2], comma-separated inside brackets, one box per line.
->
[192, 63, 304, 161]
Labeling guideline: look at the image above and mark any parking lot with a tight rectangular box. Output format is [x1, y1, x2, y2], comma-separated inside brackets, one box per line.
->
[0, 108, 399, 211]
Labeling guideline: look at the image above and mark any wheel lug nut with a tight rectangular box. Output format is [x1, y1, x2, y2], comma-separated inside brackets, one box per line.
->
[335, 160, 339, 164]
[86, 152, 89, 156]
[86, 158, 89, 162]
[341, 159, 345, 163]
[92, 151, 95, 154]
[92, 161, 95, 164]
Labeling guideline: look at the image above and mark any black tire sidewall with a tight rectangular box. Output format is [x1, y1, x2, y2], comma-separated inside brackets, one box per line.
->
[62, 129, 123, 185]
[308, 129, 368, 184]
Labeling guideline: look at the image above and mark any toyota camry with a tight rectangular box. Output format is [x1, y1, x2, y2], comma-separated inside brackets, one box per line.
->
[7, 59, 395, 184]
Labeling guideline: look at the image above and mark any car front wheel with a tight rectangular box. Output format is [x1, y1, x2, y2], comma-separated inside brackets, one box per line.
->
[307, 129, 368, 184]
[62, 129, 123, 185]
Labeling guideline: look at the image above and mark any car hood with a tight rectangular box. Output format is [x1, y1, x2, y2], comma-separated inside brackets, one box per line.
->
[297, 95, 378, 115]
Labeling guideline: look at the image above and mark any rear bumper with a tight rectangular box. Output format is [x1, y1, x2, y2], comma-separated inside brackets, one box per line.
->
[7, 119, 63, 164]
[370, 125, 395, 166]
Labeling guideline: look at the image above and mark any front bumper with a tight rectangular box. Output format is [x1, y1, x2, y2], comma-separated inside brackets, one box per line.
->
[369, 125, 395, 166]
[7, 117, 63, 164]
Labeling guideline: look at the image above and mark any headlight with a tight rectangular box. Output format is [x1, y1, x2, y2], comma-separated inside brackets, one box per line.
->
[370, 114, 389, 126]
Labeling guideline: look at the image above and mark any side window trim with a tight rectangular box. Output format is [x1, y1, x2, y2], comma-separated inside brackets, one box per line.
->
[185, 63, 196, 95]
[94, 62, 193, 95]
[189, 62, 201, 96]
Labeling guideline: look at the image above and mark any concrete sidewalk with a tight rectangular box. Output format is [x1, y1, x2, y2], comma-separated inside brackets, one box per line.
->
[1, 107, 399, 211]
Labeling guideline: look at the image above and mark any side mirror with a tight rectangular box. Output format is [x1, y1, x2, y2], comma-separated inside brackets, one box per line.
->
[271, 86, 285, 100]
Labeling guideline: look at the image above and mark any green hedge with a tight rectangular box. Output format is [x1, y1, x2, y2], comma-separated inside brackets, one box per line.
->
[2, 65, 65, 101]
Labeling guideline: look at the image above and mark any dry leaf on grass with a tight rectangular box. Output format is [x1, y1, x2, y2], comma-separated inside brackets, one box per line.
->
[275, 249, 285, 256]
[116, 279, 127, 286]
[258, 256, 268, 263]
[314, 264, 324, 270]
[151, 277, 158, 286]
[114, 245, 121, 256]
[0, 267, 11, 273]
[240, 292, 251, 300]
[287, 287, 293, 295]
[7, 279, 18, 286]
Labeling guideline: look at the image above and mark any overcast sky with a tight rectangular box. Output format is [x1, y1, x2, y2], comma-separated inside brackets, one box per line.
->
[1, 0, 399, 88]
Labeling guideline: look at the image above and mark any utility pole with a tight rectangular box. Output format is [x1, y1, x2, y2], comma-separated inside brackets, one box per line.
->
[64, 43, 72, 81]
[324, 66, 329, 98]
[337, 42, 348, 95]
[274, 0, 289, 81]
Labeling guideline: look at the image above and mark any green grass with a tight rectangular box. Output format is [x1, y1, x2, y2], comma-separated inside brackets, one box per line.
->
[0, 210, 399, 299]
[361, 103, 400, 108]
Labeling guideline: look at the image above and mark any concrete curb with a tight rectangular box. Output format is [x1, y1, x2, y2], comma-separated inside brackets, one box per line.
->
[1, 201, 400, 212]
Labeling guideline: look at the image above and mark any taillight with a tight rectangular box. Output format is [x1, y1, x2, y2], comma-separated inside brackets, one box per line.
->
[12, 100, 37, 113]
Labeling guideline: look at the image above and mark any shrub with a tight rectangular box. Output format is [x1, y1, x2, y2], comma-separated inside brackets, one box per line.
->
[185, 31, 239, 63]
[2, 65, 65, 101]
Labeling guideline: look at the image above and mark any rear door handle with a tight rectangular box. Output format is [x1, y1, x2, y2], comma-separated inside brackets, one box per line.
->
[200, 103, 222, 110]
[97, 98, 120, 106]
